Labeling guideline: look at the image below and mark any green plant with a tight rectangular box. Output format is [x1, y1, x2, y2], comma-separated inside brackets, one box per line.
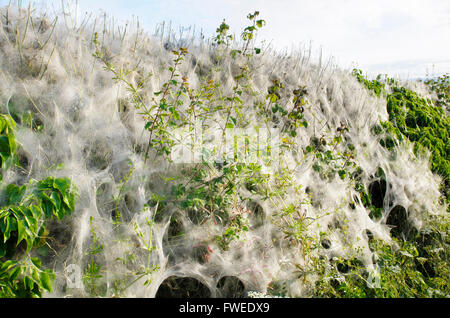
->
[234, 11, 266, 57]
[213, 20, 233, 47]
[0, 114, 18, 177]
[215, 208, 250, 251]
[0, 108, 78, 298]
[424, 73, 450, 111]
[0, 176, 77, 297]
[352, 69, 387, 98]
[0, 257, 54, 298]
[112, 162, 136, 226]
[353, 69, 449, 207]
[83, 216, 105, 296]
[94, 37, 190, 161]
[314, 234, 448, 298]
[131, 207, 159, 287]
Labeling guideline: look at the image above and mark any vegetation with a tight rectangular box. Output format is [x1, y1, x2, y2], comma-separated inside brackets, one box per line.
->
[328, 69, 450, 298]
[425, 74, 450, 111]
[312, 216, 449, 298]
[354, 69, 450, 207]
[0, 115, 77, 297]
[0, 3, 448, 298]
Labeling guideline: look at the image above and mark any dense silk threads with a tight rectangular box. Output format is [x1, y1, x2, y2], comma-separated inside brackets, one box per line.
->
[0, 3, 447, 298]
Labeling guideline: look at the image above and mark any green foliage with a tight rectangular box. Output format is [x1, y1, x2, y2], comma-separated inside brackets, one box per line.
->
[213, 20, 233, 46]
[0, 114, 18, 178]
[83, 216, 105, 296]
[314, 232, 449, 298]
[4, 6, 448, 299]
[384, 86, 449, 179]
[353, 69, 449, 206]
[352, 69, 390, 97]
[0, 257, 55, 298]
[265, 80, 309, 138]
[92, 11, 272, 253]
[112, 162, 136, 226]
[172, 160, 258, 236]
[305, 124, 356, 183]
[241, 11, 265, 56]
[216, 212, 249, 251]
[132, 212, 159, 287]
[0, 112, 77, 298]
[424, 73, 450, 111]
[0, 177, 77, 297]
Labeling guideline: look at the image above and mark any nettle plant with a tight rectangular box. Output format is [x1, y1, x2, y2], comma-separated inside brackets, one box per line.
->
[0, 114, 77, 298]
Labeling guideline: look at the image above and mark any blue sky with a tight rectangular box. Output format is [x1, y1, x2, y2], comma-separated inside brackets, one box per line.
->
[2, 0, 450, 79]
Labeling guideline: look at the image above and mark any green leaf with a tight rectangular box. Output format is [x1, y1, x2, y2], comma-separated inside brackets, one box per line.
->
[53, 178, 70, 195]
[24, 276, 34, 290]
[1, 260, 18, 272]
[42, 200, 54, 219]
[66, 193, 76, 212]
[160, 101, 169, 110]
[6, 184, 26, 205]
[145, 121, 152, 130]
[0, 215, 11, 243]
[30, 205, 43, 224]
[40, 271, 52, 292]
[16, 218, 26, 247]
[0, 242, 6, 258]
[9, 266, 21, 281]
[31, 257, 42, 268]
[50, 192, 62, 219]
